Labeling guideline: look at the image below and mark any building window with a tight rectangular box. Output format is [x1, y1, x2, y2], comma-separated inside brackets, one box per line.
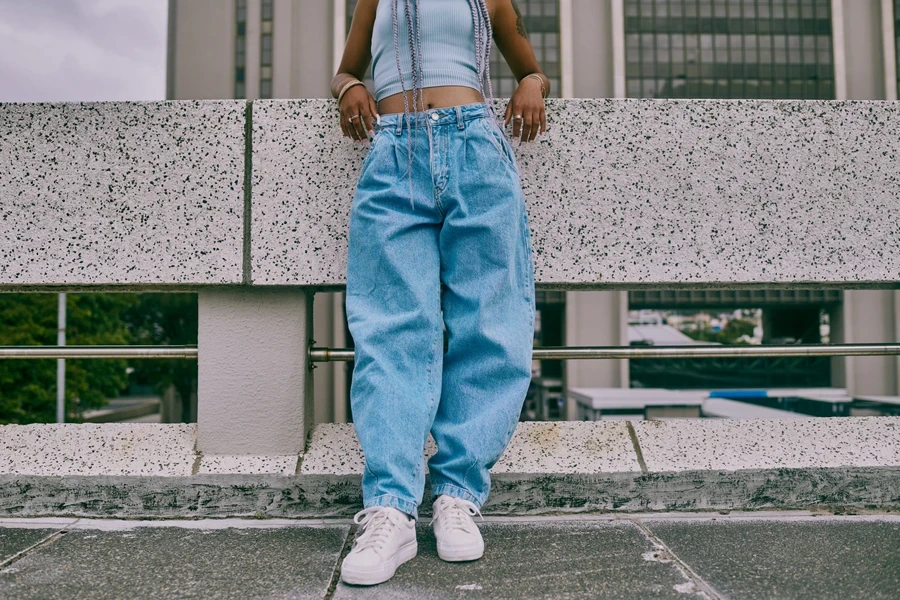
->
[624, 0, 835, 100]
[260, 0, 274, 99]
[235, 0, 247, 98]
[345, 0, 560, 98]
[490, 0, 561, 98]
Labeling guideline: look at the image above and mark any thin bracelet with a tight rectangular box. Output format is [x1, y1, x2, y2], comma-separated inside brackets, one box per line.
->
[337, 79, 364, 104]
[523, 73, 547, 98]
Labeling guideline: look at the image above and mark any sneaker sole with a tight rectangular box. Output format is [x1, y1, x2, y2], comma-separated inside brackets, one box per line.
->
[340, 539, 418, 586]
[436, 541, 484, 562]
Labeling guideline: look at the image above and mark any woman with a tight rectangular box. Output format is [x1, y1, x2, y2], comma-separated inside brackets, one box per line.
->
[332, 0, 548, 586]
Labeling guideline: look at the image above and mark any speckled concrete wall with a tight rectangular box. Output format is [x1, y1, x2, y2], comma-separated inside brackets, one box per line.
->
[0, 418, 897, 517]
[0, 101, 246, 287]
[252, 98, 900, 288]
[5, 99, 899, 288]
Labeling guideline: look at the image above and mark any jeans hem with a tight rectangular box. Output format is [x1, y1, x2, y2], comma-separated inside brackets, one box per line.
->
[430, 483, 484, 508]
[364, 494, 419, 521]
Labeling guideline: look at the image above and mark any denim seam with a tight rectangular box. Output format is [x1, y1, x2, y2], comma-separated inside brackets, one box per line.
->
[427, 314, 441, 415]
[521, 205, 534, 303]
[364, 493, 419, 519]
[431, 483, 484, 507]
[461, 454, 480, 499]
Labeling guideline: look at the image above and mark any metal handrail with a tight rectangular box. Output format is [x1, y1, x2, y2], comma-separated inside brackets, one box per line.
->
[3, 342, 900, 362]
[309, 342, 900, 363]
[0, 345, 198, 359]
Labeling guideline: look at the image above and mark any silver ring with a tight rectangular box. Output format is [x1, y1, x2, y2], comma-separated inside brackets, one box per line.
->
[513, 115, 523, 120]
[349, 115, 361, 122]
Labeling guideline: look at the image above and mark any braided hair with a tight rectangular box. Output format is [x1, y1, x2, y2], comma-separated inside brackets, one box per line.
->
[391, 0, 501, 209]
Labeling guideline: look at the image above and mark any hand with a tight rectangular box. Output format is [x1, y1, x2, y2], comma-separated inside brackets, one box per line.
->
[339, 84, 379, 142]
[504, 76, 547, 143]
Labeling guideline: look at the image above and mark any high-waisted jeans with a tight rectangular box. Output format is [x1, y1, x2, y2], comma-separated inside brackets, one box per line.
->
[345, 101, 535, 520]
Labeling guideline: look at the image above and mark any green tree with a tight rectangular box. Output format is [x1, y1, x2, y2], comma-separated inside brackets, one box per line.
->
[684, 318, 756, 346]
[0, 293, 136, 424]
[123, 293, 198, 423]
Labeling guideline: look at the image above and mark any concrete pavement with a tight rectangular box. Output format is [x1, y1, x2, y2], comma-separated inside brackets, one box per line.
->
[0, 511, 897, 599]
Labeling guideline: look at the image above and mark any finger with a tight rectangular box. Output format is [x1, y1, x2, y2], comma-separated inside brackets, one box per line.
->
[349, 113, 364, 141]
[527, 111, 538, 142]
[540, 107, 547, 134]
[368, 96, 380, 132]
[519, 114, 531, 142]
[340, 110, 349, 138]
[504, 101, 512, 127]
[512, 113, 522, 140]
[362, 112, 374, 138]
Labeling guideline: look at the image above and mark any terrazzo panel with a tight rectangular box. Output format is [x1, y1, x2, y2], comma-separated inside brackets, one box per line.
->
[632, 416, 900, 472]
[0, 424, 197, 476]
[299, 421, 639, 475]
[197, 454, 299, 475]
[0, 101, 246, 287]
[252, 98, 900, 287]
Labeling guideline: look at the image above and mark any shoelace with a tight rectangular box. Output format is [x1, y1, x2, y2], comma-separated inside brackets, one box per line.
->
[430, 496, 484, 532]
[351, 507, 403, 553]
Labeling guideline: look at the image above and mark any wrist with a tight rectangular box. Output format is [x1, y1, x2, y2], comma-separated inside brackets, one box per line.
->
[519, 73, 548, 98]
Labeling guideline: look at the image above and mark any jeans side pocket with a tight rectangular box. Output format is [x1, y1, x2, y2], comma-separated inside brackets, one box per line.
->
[480, 118, 518, 174]
[358, 130, 385, 177]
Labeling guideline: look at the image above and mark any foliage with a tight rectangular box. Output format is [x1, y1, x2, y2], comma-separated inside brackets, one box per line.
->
[0, 293, 136, 424]
[123, 293, 198, 423]
[684, 318, 756, 345]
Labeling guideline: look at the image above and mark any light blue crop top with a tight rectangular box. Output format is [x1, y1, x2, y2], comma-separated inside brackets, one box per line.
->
[371, 0, 484, 102]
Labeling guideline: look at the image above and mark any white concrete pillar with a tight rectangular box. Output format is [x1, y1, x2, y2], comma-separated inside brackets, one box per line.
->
[564, 290, 629, 420]
[839, 290, 899, 396]
[197, 288, 314, 455]
[835, 0, 889, 100]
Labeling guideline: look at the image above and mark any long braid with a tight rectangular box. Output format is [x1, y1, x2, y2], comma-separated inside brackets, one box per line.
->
[392, 0, 414, 206]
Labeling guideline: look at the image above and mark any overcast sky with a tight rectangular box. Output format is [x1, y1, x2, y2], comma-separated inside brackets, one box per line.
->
[0, 0, 168, 102]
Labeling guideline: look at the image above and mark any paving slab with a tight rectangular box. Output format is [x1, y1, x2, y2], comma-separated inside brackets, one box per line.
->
[0, 528, 60, 563]
[0, 525, 349, 600]
[332, 521, 696, 599]
[646, 517, 900, 599]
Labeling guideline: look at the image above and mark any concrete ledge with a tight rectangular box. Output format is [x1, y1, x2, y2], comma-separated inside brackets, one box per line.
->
[632, 417, 900, 472]
[251, 98, 900, 288]
[0, 419, 896, 518]
[0, 100, 246, 287]
[0, 424, 196, 476]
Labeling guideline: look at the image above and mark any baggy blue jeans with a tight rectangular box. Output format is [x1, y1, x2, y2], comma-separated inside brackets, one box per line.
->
[345, 101, 535, 521]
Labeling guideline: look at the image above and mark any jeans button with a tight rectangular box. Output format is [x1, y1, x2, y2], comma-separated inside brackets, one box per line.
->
[431, 113, 439, 121]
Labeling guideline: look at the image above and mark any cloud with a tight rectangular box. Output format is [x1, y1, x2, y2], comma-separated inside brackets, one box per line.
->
[0, 0, 168, 102]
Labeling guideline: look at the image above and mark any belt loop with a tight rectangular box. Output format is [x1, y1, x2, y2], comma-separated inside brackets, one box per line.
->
[395, 114, 404, 135]
[455, 105, 465, 129]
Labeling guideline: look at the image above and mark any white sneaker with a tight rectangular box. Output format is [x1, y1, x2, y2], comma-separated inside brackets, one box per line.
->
[431, 495, 485, 562]
[340, 506, 417, 586]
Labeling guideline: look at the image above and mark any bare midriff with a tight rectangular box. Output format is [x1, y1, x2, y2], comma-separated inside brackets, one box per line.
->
[377, 86, 485, 115]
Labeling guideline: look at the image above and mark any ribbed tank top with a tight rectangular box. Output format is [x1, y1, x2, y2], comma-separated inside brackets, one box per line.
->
[371, 0, 483, 102]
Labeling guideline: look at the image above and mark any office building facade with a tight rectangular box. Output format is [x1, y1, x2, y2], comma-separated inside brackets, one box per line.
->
[168, 0, 900, 422]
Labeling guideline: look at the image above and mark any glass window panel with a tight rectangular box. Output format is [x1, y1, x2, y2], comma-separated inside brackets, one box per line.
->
[625, 0, 833, 99]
